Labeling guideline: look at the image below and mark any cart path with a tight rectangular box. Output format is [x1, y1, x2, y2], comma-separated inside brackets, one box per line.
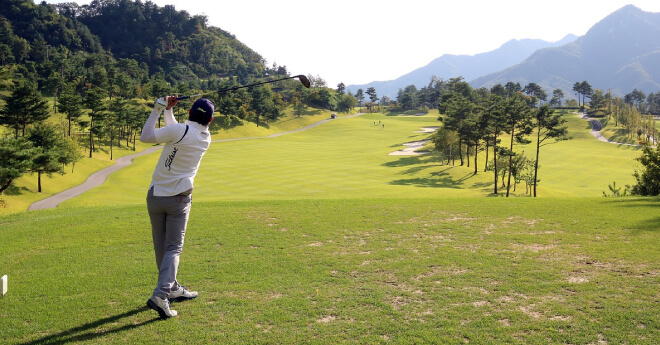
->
[579, 113, 656, 147]
[28, 114, 365, 211]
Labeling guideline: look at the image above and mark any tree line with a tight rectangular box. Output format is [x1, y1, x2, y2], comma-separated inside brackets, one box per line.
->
[430, 77, 569, 197]
[356, 76, 660, 196]
[0, 0, 356, 202]
[572, 81, 659, 144]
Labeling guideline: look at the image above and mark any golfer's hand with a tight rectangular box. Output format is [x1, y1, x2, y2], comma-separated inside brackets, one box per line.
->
[165, 96, 179, 110]
[153, 97, 167, 114]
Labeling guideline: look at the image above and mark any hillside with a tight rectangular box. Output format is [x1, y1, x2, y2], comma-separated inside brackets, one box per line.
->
[346, 35, 577, 99]
[471, 5, 660, 97]
[0, 0, 268, 89]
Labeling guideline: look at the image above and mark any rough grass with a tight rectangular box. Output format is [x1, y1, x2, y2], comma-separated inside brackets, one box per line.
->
[1, 198, 658, 344]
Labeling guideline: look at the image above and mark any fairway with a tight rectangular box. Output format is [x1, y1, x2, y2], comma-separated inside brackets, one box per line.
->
[60, 113, 492, 209]
[58, 111, 641, 210]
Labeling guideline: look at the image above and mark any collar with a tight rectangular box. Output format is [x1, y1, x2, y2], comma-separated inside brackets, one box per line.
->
[185, 120, 210, 133]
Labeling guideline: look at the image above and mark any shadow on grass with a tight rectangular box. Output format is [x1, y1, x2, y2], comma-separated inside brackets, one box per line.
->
[22, 307, 159, 345]
[634, 216, 660, 232]
[382, 155, 436, 168]
[384, 154, 483, 189]
[3, 184, 30, 196]
[605, 197, 660, 232]
[389, 168, 473, 189]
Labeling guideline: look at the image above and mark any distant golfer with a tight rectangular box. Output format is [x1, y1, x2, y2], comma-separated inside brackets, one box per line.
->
[139, 96, 214, 319]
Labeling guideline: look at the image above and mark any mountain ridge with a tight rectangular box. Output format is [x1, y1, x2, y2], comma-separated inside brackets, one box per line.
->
[471, 5, 660, 97]
[346, 34, 578, 98]
[349, 5, 660, 100]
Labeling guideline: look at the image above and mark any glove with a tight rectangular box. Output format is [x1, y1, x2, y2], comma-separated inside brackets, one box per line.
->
[153, 97, 167, 114]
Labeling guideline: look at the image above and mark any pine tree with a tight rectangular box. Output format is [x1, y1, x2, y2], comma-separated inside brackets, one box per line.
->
[0, 80, 50, 138]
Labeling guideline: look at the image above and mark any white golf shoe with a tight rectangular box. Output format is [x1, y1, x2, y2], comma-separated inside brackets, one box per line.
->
[169, 285, 198, 302]
[147, 296, 178, 319]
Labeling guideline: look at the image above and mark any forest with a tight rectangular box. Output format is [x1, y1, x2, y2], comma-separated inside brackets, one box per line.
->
[0, 0, 347, 196]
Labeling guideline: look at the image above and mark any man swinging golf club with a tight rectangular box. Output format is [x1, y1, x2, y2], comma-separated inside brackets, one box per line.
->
[140, 96, 214, 319]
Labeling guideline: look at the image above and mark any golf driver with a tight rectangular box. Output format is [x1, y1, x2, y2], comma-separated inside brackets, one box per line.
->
[176, 74, 310, 100]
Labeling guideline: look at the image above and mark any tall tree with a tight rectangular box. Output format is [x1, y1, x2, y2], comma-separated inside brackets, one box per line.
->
[442, 95, 474, 166]
[532, 105, 569, 197]
[523, 82, 545, 107]
[490, 84, 506, 98]
[83, 86, 107, 158]
[483, 94, 507, 194]
[336, 82, 345, 96]
[355, 88, 365, 111]
[573, 81, 592, 110]
[504, 82, 521, 98]
[26, 122, 75, 193]
[624, 89, 646, 111]
[589, 89, 606, 111]
[503, 93, 533, 197]
[0, 80, 50, 138]
[250, 85, 279, 127]
[0, 137, 34, 196]
[105, 97, 129, 160]
[57, 82, 84, 136]
[550, 89, 564, 107]
[366, 87, 378, 112]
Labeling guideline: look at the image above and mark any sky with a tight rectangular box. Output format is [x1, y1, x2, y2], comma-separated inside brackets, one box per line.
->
[43, 0, 660, 87]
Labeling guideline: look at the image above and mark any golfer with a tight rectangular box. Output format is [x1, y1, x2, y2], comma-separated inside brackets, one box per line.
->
[139, 96, 214, 319]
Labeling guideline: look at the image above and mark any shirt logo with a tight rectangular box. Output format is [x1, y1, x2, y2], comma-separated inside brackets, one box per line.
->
[165, 147, 178, 171]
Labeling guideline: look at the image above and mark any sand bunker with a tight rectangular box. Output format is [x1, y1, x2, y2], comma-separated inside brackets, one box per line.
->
[415, 126, 439, 133]
[389, 127, 437, 156]
[389, 141, 431, 156]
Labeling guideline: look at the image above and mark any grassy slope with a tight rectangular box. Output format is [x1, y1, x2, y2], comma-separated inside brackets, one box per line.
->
[0, 105, 350, 214]
[3, 107, 643, 214]
[526, 113, 640, 196]
[0, 198, 658, 344]
[59, 112, 491, 210]
[59, 110, 641, 210]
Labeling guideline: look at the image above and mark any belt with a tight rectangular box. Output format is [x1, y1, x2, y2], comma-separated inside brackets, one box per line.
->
[176, 188, 193, 196]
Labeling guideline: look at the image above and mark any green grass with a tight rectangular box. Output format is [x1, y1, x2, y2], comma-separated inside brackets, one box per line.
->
[1, 109, 658, 343]
[3, 109, 643, 214]
[56, 111, 641, 211]
[58, 113, 490, 210]
[0, 106, 350, 214]
[1, 198, 658, 344]
[524, 113, 640, 196]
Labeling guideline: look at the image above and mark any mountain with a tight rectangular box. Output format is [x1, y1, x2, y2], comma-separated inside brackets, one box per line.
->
[471, 5, 660, 97]
[346, 35, 577, 99]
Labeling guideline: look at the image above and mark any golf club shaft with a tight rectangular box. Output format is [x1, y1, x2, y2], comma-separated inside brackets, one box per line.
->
[176, 75, 309, 100]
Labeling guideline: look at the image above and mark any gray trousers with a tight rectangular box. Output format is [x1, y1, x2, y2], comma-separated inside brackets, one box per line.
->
[146, 187, 192, 298]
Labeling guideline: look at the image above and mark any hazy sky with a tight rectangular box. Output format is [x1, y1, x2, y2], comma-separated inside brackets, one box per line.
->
[43, 1, 660, 87]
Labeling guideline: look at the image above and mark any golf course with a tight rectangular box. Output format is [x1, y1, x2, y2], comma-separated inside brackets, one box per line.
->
[1, 109, 658, 344]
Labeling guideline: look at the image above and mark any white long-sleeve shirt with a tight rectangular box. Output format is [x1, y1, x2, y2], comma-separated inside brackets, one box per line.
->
[140, 107, 212, 196]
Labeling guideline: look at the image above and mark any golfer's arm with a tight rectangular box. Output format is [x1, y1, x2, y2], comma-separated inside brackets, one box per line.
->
[139, 109, 161, 143]
[163, 108, 177, 126]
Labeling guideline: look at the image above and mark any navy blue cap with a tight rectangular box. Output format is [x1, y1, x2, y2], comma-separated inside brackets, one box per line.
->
[191, 98, 214, 122]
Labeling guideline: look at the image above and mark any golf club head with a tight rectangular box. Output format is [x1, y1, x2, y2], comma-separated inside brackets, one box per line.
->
[297, 75, 311, 88]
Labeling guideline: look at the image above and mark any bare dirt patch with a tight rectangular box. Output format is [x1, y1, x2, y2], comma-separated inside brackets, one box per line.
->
[316, 315, 336, 323]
